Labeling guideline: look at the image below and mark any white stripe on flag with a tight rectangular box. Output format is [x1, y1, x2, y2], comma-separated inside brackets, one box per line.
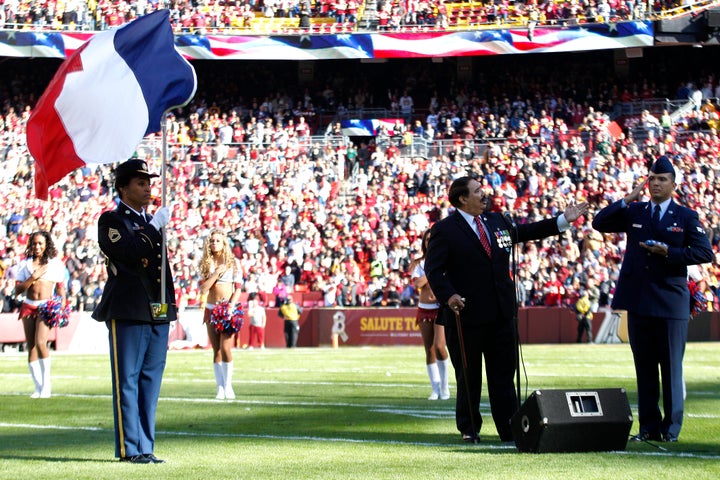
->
[56, 31, 149, 164]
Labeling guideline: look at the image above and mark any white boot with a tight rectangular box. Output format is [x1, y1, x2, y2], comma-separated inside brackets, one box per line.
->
[222, 361, 235, 399]
[29, 360, 42, 398]
[426, 363, 441, 400]
[213, 362, 225, 399]
[437, 359, 451, 400]
[39, 357, 51, 398]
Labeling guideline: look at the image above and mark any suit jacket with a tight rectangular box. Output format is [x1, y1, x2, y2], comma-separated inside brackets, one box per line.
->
[92, 203, 177, 324]
[592, 199, 712, 320]
[425, 210, 560, 327]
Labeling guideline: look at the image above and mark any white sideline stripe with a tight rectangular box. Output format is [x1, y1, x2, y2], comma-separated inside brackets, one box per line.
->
[1, 392, 466, 411]
[7, 373, 719, 397]
[2, 422, 720, 459]
[3, 392, 720, 419]
[0, 422, 502, 450]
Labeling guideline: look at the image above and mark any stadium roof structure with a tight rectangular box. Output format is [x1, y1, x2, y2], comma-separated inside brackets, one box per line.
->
[1, 3, 720, 61]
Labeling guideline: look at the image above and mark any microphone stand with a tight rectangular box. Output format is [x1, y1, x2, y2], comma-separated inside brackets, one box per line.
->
[503, 212, 521, 411]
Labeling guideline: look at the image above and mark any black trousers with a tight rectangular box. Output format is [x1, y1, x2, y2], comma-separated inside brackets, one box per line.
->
[284, 320, 299, 348]
[576, 316, 593, 342]
[445, 316, 518, 441]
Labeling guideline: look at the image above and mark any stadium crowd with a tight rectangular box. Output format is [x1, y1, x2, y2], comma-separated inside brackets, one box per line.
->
[0, 0, 686, 32]
[1, 55, 719, 319]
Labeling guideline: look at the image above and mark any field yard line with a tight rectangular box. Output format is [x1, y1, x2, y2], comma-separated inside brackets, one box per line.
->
[2, 422, 719, 459]
[2, 391, 488, 412]
[4, 392, 720, 419]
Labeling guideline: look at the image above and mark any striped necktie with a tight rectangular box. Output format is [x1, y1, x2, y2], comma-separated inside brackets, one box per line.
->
[474, 216, 492, 257]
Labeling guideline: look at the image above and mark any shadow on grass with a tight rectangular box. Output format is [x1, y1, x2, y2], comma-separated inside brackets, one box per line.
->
[0, 453, 117, 463]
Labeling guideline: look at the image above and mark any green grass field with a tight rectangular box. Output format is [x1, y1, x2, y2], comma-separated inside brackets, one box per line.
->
[1, 343, 719, 479]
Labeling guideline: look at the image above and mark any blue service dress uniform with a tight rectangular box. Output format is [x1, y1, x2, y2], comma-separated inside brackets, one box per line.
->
[92, 202, 177, 459]
[593, 198, 712, 440]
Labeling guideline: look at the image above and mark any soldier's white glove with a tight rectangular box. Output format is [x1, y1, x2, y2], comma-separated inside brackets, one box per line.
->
[149, 206, 172, 231]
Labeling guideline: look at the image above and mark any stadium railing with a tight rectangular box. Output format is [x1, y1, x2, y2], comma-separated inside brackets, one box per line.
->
[4, 0, 720, 35]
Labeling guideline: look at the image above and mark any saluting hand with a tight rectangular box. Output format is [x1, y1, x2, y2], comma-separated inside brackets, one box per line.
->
[624, 177, 648, 204]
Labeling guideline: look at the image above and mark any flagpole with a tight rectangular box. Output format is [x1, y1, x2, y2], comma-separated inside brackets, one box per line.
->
[160, 115, 168, 305]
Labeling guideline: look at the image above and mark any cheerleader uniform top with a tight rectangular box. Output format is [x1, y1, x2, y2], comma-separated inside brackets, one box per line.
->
[17, 257, 66, 284]
[411, 260, 440, 310]
[214, 260, 242, 285]
[17, 257, 66, 306]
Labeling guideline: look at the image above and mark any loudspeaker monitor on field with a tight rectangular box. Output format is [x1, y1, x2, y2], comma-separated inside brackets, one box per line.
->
[510, 388, 633, 453]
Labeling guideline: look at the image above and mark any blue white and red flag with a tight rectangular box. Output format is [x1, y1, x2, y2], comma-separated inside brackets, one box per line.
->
[26, 9, 197, 199]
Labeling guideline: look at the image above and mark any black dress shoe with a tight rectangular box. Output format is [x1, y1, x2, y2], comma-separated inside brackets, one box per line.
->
[630, 432, 662, 442]
[462, 432, 480, 443]
[120, 455, 152, 464]
[143, 454, 166, 463]
[663, 434, 678, 443]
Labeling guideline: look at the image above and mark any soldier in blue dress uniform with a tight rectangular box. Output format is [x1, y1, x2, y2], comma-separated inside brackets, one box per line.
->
[593, 155, 713, 443]
[93, 159, 177, 463]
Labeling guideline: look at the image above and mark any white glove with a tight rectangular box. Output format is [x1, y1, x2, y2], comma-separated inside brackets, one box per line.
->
[149, 206, 172, 231]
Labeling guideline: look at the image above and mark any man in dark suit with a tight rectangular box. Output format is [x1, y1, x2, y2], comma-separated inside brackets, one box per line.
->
[592, 156, 712, 443]
[92, 159, 176, 463]
[424, 176, 588, 442]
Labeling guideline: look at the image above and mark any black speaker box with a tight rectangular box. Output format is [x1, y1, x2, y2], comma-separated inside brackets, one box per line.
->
[510, 388, 633, 453]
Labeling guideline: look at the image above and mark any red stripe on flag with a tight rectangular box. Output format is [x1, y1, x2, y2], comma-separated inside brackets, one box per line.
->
[27, 44, 89, 200]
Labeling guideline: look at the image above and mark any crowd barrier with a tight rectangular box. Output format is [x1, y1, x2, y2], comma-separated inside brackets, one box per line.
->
[2, 308, 718, 352]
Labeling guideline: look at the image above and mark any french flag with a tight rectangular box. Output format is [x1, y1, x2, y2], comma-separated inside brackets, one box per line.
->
[27, 9, 197, 200]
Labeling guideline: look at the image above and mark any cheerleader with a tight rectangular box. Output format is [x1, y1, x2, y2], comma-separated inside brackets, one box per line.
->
[409, 229, 450, 400]
[15, 231, 66, 398]
[198, 229, 243, 399]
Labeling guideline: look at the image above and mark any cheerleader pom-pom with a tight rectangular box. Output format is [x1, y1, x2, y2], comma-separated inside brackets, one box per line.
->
[38, 297, 71, 328]
[692, 290, 708, 316]
[688, 280, 709, 317]
[230, 305, 245, 333]
[210, 300, 232, 334]
[210, 300, 245, 334]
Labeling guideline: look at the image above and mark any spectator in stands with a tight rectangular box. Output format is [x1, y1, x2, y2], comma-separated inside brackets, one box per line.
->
[410, 229, 450, 401]
[198, 229, 243, 400]
[399, 90, 414, 123]
[3, 42, 720, 349]
[298, 1, 311, 29]
[347, 0, 358, 23]
[272, 279, 289, 306]
[15, 231, 66, 398]
[335, 0, 347, 23]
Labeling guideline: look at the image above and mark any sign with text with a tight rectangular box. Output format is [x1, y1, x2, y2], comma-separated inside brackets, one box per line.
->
[318, 308, 423, 346]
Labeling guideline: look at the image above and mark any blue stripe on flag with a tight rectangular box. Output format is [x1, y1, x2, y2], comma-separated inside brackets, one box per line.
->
[113, 10, 196, 135]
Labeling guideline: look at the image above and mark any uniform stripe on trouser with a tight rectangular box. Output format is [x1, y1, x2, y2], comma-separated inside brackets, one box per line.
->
[110, 319, 125, 458]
